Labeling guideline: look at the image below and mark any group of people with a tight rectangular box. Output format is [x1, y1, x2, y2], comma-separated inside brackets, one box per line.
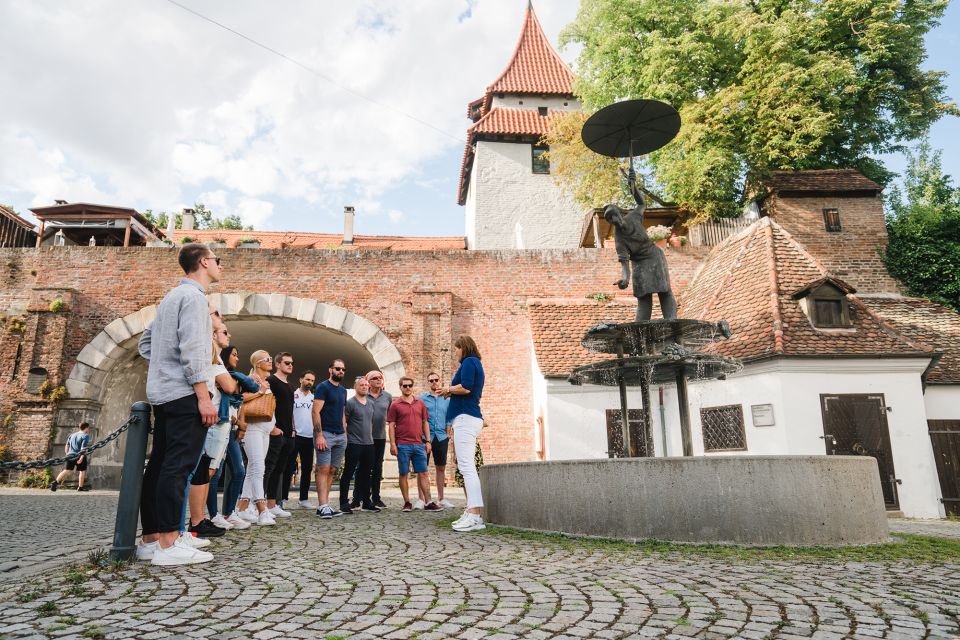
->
[134, 243, 487, 566]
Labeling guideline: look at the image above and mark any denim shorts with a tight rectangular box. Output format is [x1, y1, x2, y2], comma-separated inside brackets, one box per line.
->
[204, 421, 231, 469]
[396, 443, 428, 475]
[315, 431, 347, 469]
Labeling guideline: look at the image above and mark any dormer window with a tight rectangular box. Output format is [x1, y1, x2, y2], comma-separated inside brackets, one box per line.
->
[793, 280, 854, 328]
[532, 145, 550, 174]
[538, 106, 548, 116]
[823, 208, 841, 232]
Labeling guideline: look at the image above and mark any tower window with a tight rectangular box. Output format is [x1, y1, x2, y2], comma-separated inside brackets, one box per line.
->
[532, 145, 550, 174]
[806, 284, 853, 328]
[538, 106, 548, 117]
[823, 208, 841, 232]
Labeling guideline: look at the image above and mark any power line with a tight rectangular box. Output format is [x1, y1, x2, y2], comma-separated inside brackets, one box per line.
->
[162, 0, 464, 143]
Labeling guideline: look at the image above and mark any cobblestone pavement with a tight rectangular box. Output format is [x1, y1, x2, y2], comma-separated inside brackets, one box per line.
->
[1, 489, 959, 639]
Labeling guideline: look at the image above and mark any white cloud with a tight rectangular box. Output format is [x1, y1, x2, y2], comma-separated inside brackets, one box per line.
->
[0, 0, 583, 231]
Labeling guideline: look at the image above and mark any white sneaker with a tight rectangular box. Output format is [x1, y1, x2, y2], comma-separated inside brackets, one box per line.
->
[452, 510, 471, 526]
[269, 505, 292, 518]
[226, 512, 251, 529]
[237, 508, 258, 523]
[413, 499, 425, 510]
[452, 513, 486, 532]
[135, 541, 158, 561]
[210, 514, 233, 530]
[257, 510, 276, 526]
[438, 499, 456, 509]
[298, 499, 314, 509]
[151, 539, 213, 566]
[179, 532, 211, 549]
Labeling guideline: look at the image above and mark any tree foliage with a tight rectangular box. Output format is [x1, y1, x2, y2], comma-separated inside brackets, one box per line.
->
[142, 202, 251, 231]
[559, 0, 955, 220]
[884, 140, 960, 311]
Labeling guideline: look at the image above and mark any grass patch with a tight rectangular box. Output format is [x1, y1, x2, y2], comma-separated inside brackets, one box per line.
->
[36, 602, 59, 616]
[432, 519, 960, 563]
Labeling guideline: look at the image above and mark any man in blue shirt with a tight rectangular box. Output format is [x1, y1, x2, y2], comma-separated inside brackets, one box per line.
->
[50, 422, 92, 492]
[419, 372, 454, 509]
[311, 358, 348, 519]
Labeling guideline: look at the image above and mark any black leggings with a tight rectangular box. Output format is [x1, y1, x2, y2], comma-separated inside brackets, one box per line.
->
[282, 435, 315, 501]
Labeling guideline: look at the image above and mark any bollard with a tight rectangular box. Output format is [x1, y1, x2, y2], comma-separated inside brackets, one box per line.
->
[109, 401, 151, 561]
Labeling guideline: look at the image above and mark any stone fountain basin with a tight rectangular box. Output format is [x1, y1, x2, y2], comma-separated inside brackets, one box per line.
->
[481, 456, 890, 546]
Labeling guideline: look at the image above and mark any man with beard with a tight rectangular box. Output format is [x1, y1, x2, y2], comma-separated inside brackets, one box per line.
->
[312, 359, 347, 519]
[286, 370, 316, 509]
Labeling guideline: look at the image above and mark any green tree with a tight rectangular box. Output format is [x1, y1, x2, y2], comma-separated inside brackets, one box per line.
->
[559, 0, 955, 220]
[884, 140, 960, 311]
[142, 203, 251, 232]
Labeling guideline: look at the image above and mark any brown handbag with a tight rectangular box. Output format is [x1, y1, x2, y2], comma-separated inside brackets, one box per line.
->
[242, 391, 275, 422]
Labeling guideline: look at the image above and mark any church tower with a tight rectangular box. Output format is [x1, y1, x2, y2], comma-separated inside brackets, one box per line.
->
[457, 3, 583, 249]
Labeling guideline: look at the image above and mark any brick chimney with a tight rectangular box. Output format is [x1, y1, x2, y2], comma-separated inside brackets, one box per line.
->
[343, 206, 355, 245]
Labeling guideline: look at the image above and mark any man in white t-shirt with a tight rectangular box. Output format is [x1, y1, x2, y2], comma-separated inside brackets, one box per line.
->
[287, 370, 317, 508]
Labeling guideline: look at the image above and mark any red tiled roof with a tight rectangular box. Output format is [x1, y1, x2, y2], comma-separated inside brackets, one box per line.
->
[529, 298, 638, 377]
[764, 169, 882, 194]
[171, 229, 465, 251]
[861, 296, 960, 384]
[472, 107, 554, 136]
[486, 4, 575, 97]
[680, 218, 932, 362]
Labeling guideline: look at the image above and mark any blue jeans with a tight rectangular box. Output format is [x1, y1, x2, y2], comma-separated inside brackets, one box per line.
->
[208, 432, 245, 518]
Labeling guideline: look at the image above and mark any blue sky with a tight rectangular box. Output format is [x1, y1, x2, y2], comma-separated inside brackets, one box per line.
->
[0, 1, 957, 238]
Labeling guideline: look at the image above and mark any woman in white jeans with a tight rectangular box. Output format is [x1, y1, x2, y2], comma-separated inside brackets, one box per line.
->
[442, 335, 486, 532]
[235, 349, 277, 526]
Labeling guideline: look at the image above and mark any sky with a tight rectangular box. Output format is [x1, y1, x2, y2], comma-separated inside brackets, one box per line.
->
[1, 0, 958, 238]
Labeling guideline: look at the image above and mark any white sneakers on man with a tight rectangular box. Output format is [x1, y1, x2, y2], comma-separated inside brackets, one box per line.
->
[413, 499, 426, 510]
[438, 499, 456, 509]
[225, 512, 251, 529]
[269, 505, 292, 518]
[237, 507, 259, 523]
[135, 541, 158, 561]
[179, 532, 211, 549]
[298, 499, 315, 509]
[452, 511, 485, 532]
[257, 510, 276, 526]
[151, 539, 213, 566]
[210, 514, 234, 530]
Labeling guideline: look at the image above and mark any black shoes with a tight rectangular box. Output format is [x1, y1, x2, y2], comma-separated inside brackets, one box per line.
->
[349, 498, 361, 509]
[77, 485, 91, 492]
[361, 503, 381, 512]
[339, 504, 354, 515]
[49, 481, 59, 492]
[188, 518, 227, 537]
[374, 499, 387, 509]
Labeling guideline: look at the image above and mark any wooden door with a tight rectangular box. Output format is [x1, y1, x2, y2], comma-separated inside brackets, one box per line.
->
[820, 394, 898, 509]
[928, 420, 960, 517]
[605, 409, 651, 458]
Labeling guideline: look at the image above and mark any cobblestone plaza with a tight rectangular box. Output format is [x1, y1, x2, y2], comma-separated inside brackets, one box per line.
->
[1, 489, 959, 639]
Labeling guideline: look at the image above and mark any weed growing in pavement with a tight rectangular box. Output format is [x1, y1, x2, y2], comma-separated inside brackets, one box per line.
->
[86, 549, 109, 568]
[56, 616, 77, 625]
[433, 518, 960, 564]
[16, 590, 41, 603]
[81, 624, 106, 639]
[36, 601, 59, 616]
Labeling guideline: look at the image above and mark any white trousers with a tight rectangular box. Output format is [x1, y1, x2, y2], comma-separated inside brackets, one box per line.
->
[240, 423, 272, 503]
[452, 414, 484, 509]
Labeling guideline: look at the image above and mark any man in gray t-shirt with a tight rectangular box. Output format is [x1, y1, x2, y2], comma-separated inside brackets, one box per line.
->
[339, 377, 381, 513]
[353, 370, 393, 509]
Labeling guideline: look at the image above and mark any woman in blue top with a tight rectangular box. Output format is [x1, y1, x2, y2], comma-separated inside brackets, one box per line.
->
[441, 335, 486, 532]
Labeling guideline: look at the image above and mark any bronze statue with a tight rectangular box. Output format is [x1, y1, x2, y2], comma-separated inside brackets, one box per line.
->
[603, 180, 677, 321]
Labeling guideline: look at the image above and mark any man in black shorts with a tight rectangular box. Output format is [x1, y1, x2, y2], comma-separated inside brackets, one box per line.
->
[419, 373, 454, 509]
[50, 422, 92, 492]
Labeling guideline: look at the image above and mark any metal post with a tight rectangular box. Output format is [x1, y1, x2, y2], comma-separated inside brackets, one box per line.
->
[109, 402, 151, 561]
[676, 372, 693, 456]
[616, 343, 631, 458]
[638, 368, 652, 457]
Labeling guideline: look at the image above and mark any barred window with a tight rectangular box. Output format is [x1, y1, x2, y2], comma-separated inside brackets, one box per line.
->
[605, 409, 651, 457]
[700, 404, 747, 452]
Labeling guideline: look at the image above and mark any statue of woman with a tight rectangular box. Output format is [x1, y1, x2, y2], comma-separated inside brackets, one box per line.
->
[603, 182, 677, 322]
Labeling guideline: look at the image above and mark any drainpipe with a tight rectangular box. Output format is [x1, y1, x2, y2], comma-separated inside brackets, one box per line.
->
[342, 206, 355, 245]
[658, 386, 668, 456]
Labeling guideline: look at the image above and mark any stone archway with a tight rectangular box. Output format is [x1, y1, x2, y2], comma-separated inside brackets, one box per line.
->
[63, 293, 405, 486]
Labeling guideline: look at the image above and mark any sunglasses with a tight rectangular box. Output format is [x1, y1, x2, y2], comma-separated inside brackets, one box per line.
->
[206, 255, 221, 266]
[332, 366, 345, 371]
[368, 375, 382, 380]
[400, 383, 413, 388]
[428, 379, 440, 383]
[209, 310, 221, 317]
[257, 356, 272, 363]
[280, 360, 293, 366]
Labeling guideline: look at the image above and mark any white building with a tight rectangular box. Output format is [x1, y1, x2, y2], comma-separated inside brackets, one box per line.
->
[457, 3, 584, 250]
[529, 189, 960, 519]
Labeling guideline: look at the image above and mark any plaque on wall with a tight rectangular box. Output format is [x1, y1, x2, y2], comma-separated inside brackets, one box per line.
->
[751, 404, 775, 427]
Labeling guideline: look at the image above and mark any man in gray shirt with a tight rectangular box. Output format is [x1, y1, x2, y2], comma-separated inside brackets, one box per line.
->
[352, 369, 392, 509]
[137, 243, 222, 566]
[339, 376, 380, 513]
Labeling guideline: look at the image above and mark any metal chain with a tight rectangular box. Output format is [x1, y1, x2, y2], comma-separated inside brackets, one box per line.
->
[0, 414, 141, 471]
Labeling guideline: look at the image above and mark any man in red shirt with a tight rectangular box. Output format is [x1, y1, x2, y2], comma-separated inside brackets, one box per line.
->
[387, 377, 442, 512]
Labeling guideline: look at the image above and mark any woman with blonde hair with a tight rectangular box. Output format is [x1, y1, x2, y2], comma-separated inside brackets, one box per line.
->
[441, 335, 486, 532]
[234, 349, 276, 526]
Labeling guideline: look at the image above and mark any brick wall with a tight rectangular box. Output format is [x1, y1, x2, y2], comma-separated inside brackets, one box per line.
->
[767, 194, 900, 294]
[0, 245, 710, 465]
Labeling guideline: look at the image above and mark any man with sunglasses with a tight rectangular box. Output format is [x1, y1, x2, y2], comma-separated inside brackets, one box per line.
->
[388, 377, 442, 512]
[312, 358, 348, 518]
[419, 372, 455, 509]
[137, 243, 222, 566]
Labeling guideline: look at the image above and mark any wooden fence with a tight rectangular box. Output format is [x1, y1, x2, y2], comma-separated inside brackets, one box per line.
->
[688, 217, 753, 247]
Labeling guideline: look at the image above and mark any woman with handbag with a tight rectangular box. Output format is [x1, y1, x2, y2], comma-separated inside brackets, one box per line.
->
[207, 345, 259, 530]
[234, 349, 277, 526]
